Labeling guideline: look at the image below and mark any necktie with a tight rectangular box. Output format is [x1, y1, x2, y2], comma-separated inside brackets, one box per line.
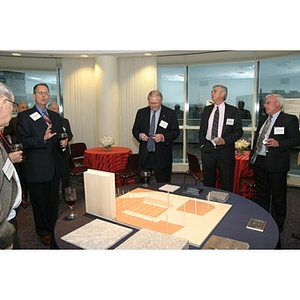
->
[256, 116, 272, 152]
[211, 106, 219, 139]
[43, 109, 52, 125]
[147, 111, 156, 152]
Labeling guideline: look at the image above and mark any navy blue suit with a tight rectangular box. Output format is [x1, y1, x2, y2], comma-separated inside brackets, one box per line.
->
[250, 111, 300, 230]
[199, 103, 243, 191]
[132, 105, 179, 182]
[17, 106, 64, 239]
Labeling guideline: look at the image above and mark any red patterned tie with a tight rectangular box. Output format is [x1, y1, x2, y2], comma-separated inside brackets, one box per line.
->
[43, 109, 52, 125]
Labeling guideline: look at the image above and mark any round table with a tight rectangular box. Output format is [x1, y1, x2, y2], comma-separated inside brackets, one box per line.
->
[54, 183, 279, 250]
[83, 146, 132, 186]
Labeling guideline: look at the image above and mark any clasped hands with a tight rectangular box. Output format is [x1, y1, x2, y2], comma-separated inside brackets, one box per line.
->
[44, 124, 68, 148]
[140, 133, 164, 143]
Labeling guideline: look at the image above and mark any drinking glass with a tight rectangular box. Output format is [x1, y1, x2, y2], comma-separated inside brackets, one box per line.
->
[65, 187, 77, 219]
[11, 143, 23, 151]
[58, 132, 68, 149]
[140, 170, 151, 187]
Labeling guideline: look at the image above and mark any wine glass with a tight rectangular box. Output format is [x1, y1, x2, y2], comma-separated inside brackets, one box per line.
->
[11, 143, 23, 151]
[65, 187, 77, 219]
[140, 170, 151, 187]
[58, 132, 68, 149]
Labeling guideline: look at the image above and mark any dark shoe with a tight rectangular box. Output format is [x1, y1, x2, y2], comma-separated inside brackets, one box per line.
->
[41, 235, 51, 246]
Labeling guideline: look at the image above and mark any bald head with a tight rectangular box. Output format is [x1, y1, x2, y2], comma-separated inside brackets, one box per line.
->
[48, 102, 59, 113]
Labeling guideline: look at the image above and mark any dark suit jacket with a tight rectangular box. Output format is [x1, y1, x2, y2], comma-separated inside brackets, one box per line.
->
[17, 106, 64, 183]
[250, 111, 300, 172]
[199, 103, 243, 162]
[132, 105, 179, 169]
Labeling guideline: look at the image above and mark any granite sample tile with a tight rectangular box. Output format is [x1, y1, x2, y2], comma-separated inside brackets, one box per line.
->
[61, 219, 132, 249]
[116, 228, 189, 250]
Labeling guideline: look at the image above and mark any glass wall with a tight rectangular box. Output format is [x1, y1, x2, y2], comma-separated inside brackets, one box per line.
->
[157, 55, 300, 177]
[0, 70, 59, 116]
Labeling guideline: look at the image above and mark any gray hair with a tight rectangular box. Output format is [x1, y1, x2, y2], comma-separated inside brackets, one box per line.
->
[147, 90, 163, 100]
[266, 94, 284, 108]
[0, 82, 14, 102]
[213, 84, 228, 100]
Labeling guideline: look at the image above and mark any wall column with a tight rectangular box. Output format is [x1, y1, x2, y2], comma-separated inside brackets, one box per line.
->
[95, 56, 119, 145]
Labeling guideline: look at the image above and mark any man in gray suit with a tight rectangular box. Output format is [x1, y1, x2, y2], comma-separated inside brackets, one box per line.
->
[199, 85, 243, 192]
[0, 82, 22, 249]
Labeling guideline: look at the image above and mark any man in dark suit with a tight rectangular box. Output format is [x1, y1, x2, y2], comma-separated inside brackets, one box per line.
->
[199, 85, 243, 192]
[17, 83, 67, 246]
[132, 90, 179, 182]
[48, 102, 73, 200]
[250, 94, 300, 232]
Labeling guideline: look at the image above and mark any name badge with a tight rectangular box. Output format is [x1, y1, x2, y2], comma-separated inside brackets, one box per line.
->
[159, 120, 168, 129]
[2, 158, 14, 181]
[274, 127, 284, 134]
[226, 118, 234, 125]
[30, 112, 42, 121]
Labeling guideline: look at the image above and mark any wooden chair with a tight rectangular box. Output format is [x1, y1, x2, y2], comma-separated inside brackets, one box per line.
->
[184, 152, 203, 184]
[115, 154, 139, 186]
[69, 142, 88, 187]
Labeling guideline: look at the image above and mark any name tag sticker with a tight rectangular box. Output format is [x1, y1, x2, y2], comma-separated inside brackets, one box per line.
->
[30, 112, 42, 121]
[226, 118, 234, 125]
[274, 127, 284, 134]
[159, 120, 168, 129]
[2, 158, 14, 181]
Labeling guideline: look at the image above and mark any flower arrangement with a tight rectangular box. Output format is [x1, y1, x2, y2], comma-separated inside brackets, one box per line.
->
[235, 139, 250, 155]
[99, 136, 115, 151]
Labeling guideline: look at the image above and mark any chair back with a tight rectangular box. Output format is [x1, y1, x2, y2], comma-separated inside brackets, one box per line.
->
[70, 142, 87, 163]
[187, 152, 201, 173]
[125, 154, 139, 171]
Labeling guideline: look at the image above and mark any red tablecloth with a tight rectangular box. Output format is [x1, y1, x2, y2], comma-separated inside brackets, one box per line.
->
[216, 150, 254, 197]
[83, 146, 132, 186]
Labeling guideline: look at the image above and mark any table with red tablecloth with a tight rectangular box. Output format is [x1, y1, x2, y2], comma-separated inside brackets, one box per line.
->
[83, 146, 132, 187]
[216, 150, 254, 198]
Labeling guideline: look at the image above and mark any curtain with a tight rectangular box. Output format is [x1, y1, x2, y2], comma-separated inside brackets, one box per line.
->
[118, 57, 157, 153]
[62, 58, 97, 148]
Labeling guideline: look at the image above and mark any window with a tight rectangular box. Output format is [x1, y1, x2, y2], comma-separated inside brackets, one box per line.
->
[0, 70, 59, 115]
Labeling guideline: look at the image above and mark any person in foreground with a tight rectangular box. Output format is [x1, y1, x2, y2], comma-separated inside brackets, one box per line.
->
[250, 94, 300, 232]
[17, 83, 67, 247]
[198, 84, 243, 192]
[0, 82, 22, 249]
[132, 90, 179, 182]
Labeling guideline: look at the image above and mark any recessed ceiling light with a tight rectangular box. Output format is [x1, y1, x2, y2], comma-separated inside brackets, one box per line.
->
[11, 52, 21, 57]
[80, 54, 89, 58]
[144, 53, 152, 56]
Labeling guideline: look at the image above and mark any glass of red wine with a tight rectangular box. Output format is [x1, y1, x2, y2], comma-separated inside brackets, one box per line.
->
[65, 187, 77, 219]
[58, 132, 68, 149]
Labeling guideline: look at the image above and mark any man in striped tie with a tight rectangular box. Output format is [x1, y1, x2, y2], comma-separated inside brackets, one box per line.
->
[17, 83, 67, 247]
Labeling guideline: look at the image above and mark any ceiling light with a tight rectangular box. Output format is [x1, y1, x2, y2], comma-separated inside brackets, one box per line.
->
[11, 52, 21, 57]
[144, 53, 152, 56]
[80, 54, 89, 58]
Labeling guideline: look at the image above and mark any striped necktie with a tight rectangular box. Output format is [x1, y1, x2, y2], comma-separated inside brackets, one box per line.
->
[211, 106, 219, 139]
[42, 109, 52, 125]
[256, 116, 272, 152]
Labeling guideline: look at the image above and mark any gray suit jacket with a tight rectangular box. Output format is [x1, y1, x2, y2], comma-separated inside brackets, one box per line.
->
[0, 144, 18, 249]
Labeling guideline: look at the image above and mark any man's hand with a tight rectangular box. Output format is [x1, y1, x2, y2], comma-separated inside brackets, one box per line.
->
[44, 124, 57, 141]
[8, 151, 23, 163]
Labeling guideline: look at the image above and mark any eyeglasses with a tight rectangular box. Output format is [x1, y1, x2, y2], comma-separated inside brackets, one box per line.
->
[5, 98, 18, 111]
[35, 91, 50, 96]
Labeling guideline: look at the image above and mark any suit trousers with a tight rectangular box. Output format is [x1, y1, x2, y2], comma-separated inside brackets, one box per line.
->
[253, 155, 287, 231]
[142, 152, 172, 183]
[27, 173, 60, 237]
[201, 142, 234, 192]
